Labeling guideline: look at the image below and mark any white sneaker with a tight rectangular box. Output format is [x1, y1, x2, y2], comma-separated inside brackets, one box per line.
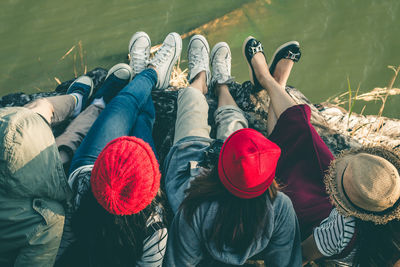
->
[210, 42, 233, 87]
[187, 35, 210, 86]
[106, 63, 133, 80]
[149, 32, 182, 90]
[128, 31, 151, 75]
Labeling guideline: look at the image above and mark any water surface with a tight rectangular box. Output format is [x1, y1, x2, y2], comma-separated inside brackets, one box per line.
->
[1, 0, 399, 117]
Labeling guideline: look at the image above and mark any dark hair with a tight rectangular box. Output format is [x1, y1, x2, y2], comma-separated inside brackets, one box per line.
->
[353, 219, 400, 267]
[69, 191, 165, 267]
[180, 166, 278, 253]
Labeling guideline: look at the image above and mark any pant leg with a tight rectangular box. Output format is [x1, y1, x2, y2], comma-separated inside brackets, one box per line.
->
[129, 96, 157, 155]
[55, 104, 104, 163]
[24, 95, 75, 126]
[173, 87, 211, 144]
[214, 105, 248, 141]
[69, 69, 157, 173]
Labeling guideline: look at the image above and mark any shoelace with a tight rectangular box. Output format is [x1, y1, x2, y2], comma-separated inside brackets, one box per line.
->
[213, 55, 231, 79]
[151, 44, 173, 67]
[189, 47, 208, 73]
[131, 50, 148, 73]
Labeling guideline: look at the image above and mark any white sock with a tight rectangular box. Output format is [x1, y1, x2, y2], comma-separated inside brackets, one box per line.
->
[71, 93, 83, 117]
[92, 97, 106, 109]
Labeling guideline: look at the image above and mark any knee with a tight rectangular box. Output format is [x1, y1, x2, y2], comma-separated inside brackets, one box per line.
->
[24, 98, 54, 124]
[177, 87, 208, 113]
[178, 87, 205, 101]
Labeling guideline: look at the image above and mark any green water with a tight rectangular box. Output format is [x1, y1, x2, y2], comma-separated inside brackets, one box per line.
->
[1, 0, 399, 117]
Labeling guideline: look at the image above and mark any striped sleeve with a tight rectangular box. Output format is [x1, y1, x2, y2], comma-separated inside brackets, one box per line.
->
[136, 227, 167, 267]
[313, 208, 356, 257]
[136, 211, 168, 267]
[68, 164, 94, 212]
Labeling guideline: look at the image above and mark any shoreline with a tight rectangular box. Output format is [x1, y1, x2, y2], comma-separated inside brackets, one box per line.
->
[1, 66, 399, 157]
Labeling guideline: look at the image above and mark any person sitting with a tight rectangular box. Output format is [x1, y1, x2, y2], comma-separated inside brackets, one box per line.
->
[163, 34, 302, 267]
[0, 66, 95, 266]
[244, 36, 400, 266]
[57, 31, 181, 267]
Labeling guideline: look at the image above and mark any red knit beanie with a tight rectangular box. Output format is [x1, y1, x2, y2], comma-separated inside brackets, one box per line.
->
[218, 128, 281, 199]
[91, 136, 160, 215]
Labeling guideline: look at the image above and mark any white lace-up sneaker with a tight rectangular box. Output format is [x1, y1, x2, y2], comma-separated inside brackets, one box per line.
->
[128, 31, 151, 75]
[210, 42, 233, 87]
[148, 32, 182, 90]
[187, 35, 210, 86]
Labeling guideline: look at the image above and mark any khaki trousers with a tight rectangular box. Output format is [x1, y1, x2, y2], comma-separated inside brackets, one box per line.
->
[173, 87, 248, 144]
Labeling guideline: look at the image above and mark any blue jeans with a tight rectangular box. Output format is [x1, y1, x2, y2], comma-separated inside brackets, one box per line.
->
[70, 69, 157, 173]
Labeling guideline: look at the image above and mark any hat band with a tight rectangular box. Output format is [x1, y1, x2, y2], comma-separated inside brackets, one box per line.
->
[341, 168, 400, 215]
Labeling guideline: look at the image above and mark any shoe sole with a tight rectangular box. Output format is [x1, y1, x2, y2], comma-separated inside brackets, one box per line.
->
[269, 40, 300, 74]
[160, 32, 182, 90]
[128, 31, 151, 67]
[242, 36, 257, 87]
[106, 63, 134, 81]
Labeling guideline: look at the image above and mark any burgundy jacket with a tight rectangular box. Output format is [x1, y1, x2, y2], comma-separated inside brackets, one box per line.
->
[269, 104, 334, 240]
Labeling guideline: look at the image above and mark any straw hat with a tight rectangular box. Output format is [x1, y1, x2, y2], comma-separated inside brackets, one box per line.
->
[325, 146, 400, 224]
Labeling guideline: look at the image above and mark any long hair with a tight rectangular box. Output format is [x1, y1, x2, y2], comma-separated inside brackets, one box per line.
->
[352, 219, 400, 267]
[70, 190, 165, 267]
[180, 166, 278, 253]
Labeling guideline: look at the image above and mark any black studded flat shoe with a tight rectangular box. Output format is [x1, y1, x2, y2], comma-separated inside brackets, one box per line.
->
[242, 36, 265, 91]
[269, 41, 301, 76]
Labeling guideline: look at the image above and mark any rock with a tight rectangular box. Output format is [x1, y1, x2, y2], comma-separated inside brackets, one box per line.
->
[319, 105, 400, 149]
[1, 67, 398, 161]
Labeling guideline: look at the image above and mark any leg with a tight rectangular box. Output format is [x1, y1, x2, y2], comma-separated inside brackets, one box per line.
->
[252, 52, 296, 118]
[267, 103, 278, 136]
[244, 37, 299, 119]
[25, 74, 94, 126]
[216, 84, 237, 108]
[173, 71, 211, 144]
[273, 59, 294, 87]
[214, 84, 248, 141]
[56, 63, 133, 169]
[129, 96, 157, 154]
[56, 104, 104, 166]
[172, 35, 213, 144]
[24, 95, 76, 126]
[70, 69, 157, 172]
[267, 59, 294, 135]
[244, 38, 300, 133]
[210, 42, 248, 141]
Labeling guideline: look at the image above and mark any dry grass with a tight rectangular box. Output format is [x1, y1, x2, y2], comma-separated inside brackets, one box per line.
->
[324, 65, 400, 144]
[59, 40, 87, 78]
[374, 65, 400, 131]
[324, 65, 400, 117]
[169, 60, 189, 88]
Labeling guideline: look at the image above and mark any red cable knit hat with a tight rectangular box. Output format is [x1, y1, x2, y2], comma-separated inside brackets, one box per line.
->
[91, 136, 160, 215]
[218, 128, 281, 199]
